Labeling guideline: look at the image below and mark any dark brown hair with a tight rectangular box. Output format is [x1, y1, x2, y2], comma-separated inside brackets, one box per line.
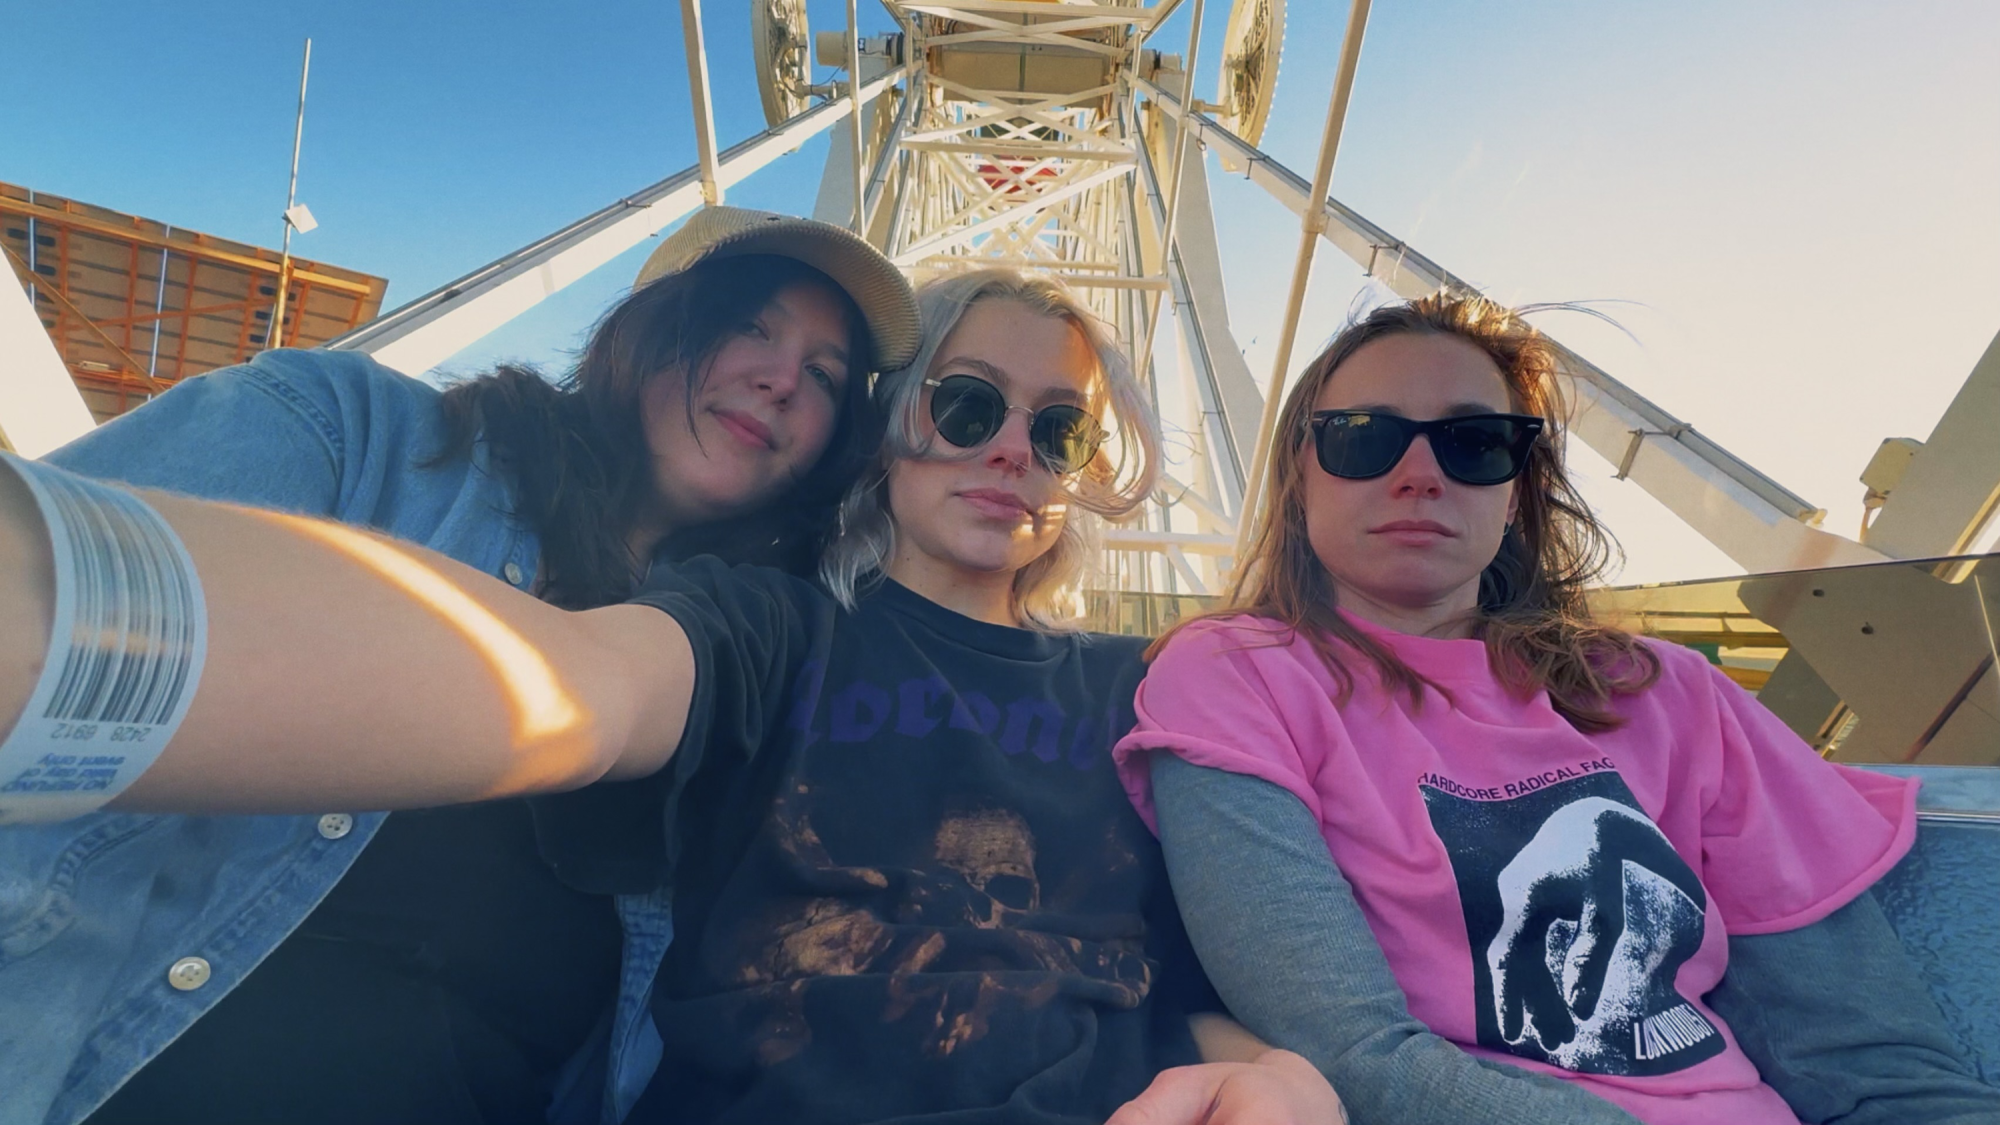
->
[1156, 293, 1659, 731]
[434, 254, 879, 608]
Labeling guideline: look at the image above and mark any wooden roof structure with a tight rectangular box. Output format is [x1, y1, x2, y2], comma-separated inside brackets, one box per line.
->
[1, 180, 388, 422]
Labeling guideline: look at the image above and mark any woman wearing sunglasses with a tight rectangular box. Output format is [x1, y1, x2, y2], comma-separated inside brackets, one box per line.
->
[0, 269, 1340, 1125]
[1111, 295, 2000, 1124]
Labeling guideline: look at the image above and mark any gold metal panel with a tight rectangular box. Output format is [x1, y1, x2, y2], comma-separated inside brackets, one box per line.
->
[1, 180, 388, 423]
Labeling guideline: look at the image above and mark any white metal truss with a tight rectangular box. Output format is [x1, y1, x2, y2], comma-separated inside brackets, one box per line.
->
[284, 0, 1919, 599]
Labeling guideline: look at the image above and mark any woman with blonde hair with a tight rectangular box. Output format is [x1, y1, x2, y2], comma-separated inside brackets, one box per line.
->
[0, 269, 1340, 1124]
[1111, 293, 2000, 1124]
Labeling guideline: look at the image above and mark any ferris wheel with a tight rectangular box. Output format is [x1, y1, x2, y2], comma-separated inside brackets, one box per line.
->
[17, 0, 1973, 603]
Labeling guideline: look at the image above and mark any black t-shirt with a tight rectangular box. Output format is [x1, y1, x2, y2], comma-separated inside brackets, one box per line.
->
[532, 559, 1209, 1125]
[87, 800, 622, 1125]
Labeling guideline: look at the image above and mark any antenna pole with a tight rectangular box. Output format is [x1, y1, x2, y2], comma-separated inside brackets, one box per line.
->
[268, 37, 311, 352]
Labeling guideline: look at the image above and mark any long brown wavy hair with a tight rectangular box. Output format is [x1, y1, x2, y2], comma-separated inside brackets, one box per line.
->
[1157, 293, 1659, 732]
[432, 254, 879, 608]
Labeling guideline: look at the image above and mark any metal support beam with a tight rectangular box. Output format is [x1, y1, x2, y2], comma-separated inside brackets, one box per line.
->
[678, 0, 724, 206]
[1863, 326, 2000, 559]
[892, 162, 1134, 265]
[845, 0, 867, 233]
[1102, 528, 1236, 555]
[901, 139, 1131, 160]
[326, 65, 911, 375]
[1130, 0, 1207, 389]
[862, 71, 923, 242]
[0, 254, 95, 455]
[1132, 74, 1886, 575]
[1236, 0, 1370, 558]
[905, 0, 1168, 22]
[1132, 111, 1255, 514]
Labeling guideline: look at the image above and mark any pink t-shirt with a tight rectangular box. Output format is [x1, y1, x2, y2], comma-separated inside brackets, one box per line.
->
[1114, 613, 1917, 1125]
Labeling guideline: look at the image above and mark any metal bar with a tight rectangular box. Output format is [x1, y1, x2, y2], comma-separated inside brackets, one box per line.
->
[902, 0, 1162, 20]
[892, 163, 1134, 265]
[886, 147, 917, 259]
[863, 71, 923, 237]
[919, 259, 1165, 288]
[52, 222, 71, 370]
[678, 0, 724, 206]
[172, 257, 197, 380]
[1233, 0, 1371, 559]
[1130, 0, 1207, 395]
[325, 64, 911, 375]
[121, 240, 139, 359]
[901, 139, 1131, 160]
[1131, 111, 1248, 512]
[1102, 528, 1236, 555]
[845, 0, 867, 234]
[927, 28, 1128, 58]
[145, 237, 169, 380]
[69, 296, 258, 330]
[285, 278, 315, 347]
[267, 37, 311, 353]
[231, 271, 258, 361]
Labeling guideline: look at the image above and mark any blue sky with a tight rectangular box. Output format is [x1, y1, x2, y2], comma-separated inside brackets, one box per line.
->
[7, 0, 1998, 582]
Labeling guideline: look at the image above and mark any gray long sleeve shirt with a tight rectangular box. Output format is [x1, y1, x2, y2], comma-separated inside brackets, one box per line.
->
[1150, 753, 2000, 1125]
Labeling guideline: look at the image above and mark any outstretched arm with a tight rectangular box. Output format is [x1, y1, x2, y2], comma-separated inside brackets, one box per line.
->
[1709, 891, 2000, 1125]
[1147, 753, 1643, 1125]
[0, 454, 690, 818]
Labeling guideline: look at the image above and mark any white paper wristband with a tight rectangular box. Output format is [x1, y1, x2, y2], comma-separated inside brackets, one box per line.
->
[0, 454, 207, 824]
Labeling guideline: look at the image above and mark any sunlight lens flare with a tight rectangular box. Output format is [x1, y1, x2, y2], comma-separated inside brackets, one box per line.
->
[256, 512, 583, 748]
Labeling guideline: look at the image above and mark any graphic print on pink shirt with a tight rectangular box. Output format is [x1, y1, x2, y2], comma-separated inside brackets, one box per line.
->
[1422, 768, 1723, 1076]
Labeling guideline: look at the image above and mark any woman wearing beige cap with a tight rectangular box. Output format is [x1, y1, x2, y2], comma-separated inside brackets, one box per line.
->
[0, 267, 1343, 1125]
[0, 207, 920, 1125]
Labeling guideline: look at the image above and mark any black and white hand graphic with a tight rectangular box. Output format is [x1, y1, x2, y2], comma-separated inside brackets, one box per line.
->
[1424, 772, 1726, 1076]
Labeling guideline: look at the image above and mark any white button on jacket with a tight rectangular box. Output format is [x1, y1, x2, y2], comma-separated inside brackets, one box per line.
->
[166, 957, 211, 991]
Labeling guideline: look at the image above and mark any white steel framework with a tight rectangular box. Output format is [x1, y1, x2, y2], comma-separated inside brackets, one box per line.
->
[38, 0, 1942, 598]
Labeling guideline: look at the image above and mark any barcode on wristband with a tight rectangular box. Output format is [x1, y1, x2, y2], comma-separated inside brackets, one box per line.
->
[0, 454, 205, 823]
[39, 471, 203, 725]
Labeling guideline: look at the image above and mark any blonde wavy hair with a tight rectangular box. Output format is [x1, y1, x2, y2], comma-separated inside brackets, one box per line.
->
[1155, 292, 1659, 731]
[821, 269, 1161, 630]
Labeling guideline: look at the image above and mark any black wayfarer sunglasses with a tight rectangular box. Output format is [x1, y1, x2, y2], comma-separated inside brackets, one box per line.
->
[1307, 410, 1544, 486]
[924, 374, 1106, 475]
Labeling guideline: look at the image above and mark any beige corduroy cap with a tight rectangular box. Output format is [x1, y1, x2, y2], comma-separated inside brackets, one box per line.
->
[635, 206, 921, 371]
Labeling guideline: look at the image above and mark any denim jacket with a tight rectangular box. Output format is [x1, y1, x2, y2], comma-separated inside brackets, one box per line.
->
[0, 351, 671, 1125]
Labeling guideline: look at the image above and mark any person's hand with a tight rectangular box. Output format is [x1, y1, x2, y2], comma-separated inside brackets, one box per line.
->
[1106, 1049, 1347, 1125]
[1489, 798, 1706, 1054]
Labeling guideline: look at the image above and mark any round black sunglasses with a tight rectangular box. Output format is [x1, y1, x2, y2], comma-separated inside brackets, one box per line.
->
[924, 374, 1106, 475]
[1307, 410, 1544, 486]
